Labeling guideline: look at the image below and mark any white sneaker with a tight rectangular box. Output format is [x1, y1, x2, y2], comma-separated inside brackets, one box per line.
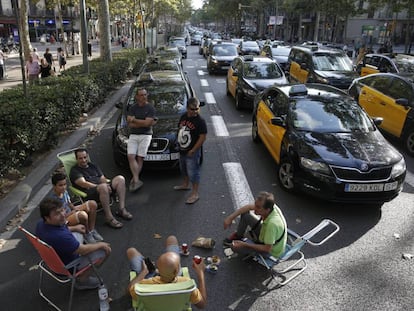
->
[91, 229, 104, 242]
[84, 232, 96, 244]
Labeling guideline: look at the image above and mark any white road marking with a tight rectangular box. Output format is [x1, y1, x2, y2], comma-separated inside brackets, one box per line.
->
[223, 162, 254, 209]
[186, 65, 195, 68]
[197, 70, 205, 76]
[200, 79, 209, 87]
[211, 115, 229, 137]
[204, 92, 216, 104]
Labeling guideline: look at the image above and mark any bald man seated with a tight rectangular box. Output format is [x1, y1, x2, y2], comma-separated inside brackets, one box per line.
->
[127, 235, 207, 309]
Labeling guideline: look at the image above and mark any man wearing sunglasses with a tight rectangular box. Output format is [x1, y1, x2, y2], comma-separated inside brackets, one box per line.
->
[175, 97, 207, 204]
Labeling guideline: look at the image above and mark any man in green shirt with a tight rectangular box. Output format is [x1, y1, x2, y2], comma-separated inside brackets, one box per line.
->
[223, 191, 287, 258]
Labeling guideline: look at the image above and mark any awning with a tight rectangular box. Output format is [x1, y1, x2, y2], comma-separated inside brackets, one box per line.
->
[0, 19, 17, 24]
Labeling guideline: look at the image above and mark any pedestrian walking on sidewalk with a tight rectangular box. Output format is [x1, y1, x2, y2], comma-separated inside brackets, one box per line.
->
[57, 47, 66, 71]
[0, 49, 5, 80]
[26, 55, 40, 85]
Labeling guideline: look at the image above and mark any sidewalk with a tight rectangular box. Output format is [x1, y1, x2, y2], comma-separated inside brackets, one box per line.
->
[0, 40, 116, 91]
[0, 41, 129, 230]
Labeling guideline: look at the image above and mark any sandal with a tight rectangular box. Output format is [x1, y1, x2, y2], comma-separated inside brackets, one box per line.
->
[185, 194, 199, 204]
[106, 218, 123, 229]
[116, 209, 133, 220]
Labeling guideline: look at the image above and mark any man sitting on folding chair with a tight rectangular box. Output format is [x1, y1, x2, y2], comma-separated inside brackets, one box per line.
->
[223, 191, 287, 259]
[36, 198, 112, 290]
[127, 235, 207, 309]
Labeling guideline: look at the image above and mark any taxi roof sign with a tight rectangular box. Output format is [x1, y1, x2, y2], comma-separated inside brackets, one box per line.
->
[289, 84, 308, 96]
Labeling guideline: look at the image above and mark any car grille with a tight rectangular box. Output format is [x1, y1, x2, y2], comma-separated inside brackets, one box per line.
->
[217, 60, 231, 66]
[331, 166, 392, 182]
[148, 138, 169, 153]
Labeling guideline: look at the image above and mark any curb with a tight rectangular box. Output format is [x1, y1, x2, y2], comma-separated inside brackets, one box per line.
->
[0, 81, 133, 230]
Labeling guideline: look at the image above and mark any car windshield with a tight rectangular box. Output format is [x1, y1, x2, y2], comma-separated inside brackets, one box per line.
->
[394, 55, 414, 74]
[170, 39, 185, 46]
[126, 85, 187, 117]
[143, 62, 179, 72]
[290, 98, 375, 133]
[271, 48, 290, 56]
[243, 41, 259, 48]
[213, 45, 237, 56]
[312, 53, 353, 71]
[244, 61, 283, 79]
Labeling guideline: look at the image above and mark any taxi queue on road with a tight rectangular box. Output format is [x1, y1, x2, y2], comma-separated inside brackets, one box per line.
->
[113, 37, 412, 205]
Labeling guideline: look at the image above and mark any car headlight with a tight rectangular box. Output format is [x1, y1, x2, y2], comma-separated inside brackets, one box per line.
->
[391, 158, 406, 178]
[246, 87, 257, 96]
[314, 75, 329, 84]
[211, 57, 218, 63]
[300, 157, 331, 175]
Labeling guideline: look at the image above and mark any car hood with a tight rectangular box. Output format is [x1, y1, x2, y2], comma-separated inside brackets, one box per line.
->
[297, 130, 402, 167]
[246, 77, 288, 91]
[314, 70, 358, 80]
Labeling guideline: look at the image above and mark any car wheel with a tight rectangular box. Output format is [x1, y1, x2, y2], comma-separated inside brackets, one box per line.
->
[278, 158, 295, 191]
[252, 117, 261, 143]
[404, 128, 414, 156]
[235, 91, 244, 110]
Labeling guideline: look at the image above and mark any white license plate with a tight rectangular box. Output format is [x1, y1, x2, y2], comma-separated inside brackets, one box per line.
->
[221, 66, 229, 70]
[345, 181, 398, 192]
[170, 152, 180, 160]
[144, 154, 171, 161]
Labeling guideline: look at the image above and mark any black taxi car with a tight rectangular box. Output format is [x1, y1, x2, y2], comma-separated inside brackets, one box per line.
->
[287, 45, 358, 89]
[252, 83, 406, 204]
[206, 42, 238, 74]
[112, 70, 196, 168]
[348, 73, 414, 156]
[226, 55, 288, 109]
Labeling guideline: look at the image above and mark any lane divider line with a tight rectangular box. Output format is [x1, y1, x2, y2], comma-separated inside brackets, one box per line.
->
[197, 70, 205, 76]
[200, 79, 209, 87]
[211, 115, 230, 137]
[204, 92, 216, 104]
[223, 162, 254, 210]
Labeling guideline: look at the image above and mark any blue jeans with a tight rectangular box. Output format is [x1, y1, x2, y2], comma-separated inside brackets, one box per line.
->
[179, 149, 201, 184]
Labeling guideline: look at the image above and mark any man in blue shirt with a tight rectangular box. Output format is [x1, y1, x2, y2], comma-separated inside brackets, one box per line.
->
[36, 198, 111, 289]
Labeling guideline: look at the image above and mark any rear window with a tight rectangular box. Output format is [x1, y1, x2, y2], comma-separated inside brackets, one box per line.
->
[312, 53, 353, 71]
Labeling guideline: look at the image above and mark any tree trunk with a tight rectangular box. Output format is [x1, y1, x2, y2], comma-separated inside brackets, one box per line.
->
[313, 11, 320, 42]
[18, 0, 31, 60]
[97, 0, 112, 62]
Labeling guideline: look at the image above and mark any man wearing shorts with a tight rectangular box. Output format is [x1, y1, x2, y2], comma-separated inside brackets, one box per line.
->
[70, 148, 132, 229]
[127, 235, 207, 309]
[50, 172, 103, 244]
[36, 198, 111, 290]
[126, 88, 157, 192]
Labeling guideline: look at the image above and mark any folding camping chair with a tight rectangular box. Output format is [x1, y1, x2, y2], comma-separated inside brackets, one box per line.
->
[130, 267, 195, 311]
[57, 148, 114, 209]
[245, 219, 340, 286]
[56, 149, 88, 205]
[19, 226, 103, 311]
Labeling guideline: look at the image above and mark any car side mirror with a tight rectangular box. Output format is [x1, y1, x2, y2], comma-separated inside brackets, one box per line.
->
[300, 62, 308, 70]
[232, 69, 238, 76]
[271, 117, 285, 127]
[199, 101, 206, 107]
[395, 98, 409, 108]
[115, 102, 122, 109]
[372, 117, 383, 126]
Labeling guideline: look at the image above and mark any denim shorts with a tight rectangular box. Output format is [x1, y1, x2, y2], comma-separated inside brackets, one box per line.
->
[179, 149, 201, 183]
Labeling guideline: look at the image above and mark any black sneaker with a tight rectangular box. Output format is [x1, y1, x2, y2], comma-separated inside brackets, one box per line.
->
[223, 232, 241, 247]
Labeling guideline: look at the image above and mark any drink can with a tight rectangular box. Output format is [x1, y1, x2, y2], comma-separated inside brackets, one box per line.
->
[193, 255, 202, 264]
[181, 243, 188, 253]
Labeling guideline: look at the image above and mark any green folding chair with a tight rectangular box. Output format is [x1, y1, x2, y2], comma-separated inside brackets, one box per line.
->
[130, 267, 195, 311]
[57, 149, 88, 204]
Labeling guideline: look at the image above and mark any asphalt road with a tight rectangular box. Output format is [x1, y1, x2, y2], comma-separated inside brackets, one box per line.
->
[1, 45, 413, 311]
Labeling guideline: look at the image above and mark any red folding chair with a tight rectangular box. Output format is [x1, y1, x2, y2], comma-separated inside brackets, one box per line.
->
[19, 226, 102, 311]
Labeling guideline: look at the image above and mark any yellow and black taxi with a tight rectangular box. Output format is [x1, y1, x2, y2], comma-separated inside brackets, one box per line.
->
[252, 83, 406, 204]
[348, 73, 414, 155]
[226, 55, 288, 109]
[287, 45, 358, 89]
[356, 53, 414, 77]
[112, 70, 199, 168]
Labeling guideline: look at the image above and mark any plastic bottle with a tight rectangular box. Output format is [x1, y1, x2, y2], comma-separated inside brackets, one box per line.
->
[98, 284, 110, 311]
